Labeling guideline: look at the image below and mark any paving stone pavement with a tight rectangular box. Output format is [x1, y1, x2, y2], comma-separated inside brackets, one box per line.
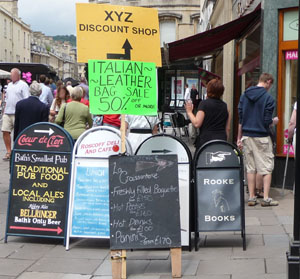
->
[0, 135, 294, 278]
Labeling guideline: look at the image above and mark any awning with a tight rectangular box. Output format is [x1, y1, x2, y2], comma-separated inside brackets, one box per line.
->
[0, 69, 11, 79]
[168, 6, 261, 62]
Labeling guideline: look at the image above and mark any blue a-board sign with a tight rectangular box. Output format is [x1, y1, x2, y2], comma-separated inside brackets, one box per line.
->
[71, 166, 110, 237]
[66, 126, 133, 250]
[5, 123, 73, 243]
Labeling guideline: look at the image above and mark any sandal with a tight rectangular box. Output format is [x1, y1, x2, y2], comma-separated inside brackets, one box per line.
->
[3, 152, 11, 161]
[256, 192, 264, 199]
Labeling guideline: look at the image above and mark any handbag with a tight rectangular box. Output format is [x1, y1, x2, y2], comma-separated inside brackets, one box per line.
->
[59, 104, 67, 128]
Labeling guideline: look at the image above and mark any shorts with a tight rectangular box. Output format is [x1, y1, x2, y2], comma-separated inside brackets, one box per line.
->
[1, 114, 15, 133]
[242, 136, 274, 175]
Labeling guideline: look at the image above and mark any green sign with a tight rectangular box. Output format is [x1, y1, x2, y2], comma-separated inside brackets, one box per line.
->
[88, 60, 157, 115]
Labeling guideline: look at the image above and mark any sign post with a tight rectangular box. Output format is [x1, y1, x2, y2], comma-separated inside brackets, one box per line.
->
[76, 3, 161, 67]
[88, 59, 157, 116]
[76, 3, 168, 278]
[194, 140, 246, 251]
[5, 123, 73, 244]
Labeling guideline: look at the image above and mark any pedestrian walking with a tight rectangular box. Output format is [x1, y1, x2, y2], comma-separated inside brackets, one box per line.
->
[53, 80, 63, 98]
[1, 68, 30, 161]
[14, 81, 49, 141]
[185, 79, 230, 151]
[49, 85, 70, 122]
[39, 75, 53, 108]
[288, 101, 297, 154]
[237, 73, 278, 207]
[102, 114, 121, 129]
[126, 115, 159, 153]
[55, 86, 92, 141]
[49, 79, 56, 94]
[79, 76, 89, 100]
[184, 83, 191, 101]
[66, 85, 89, 106]
[190, 84, 201, 139]
[255, 116, 279, 198]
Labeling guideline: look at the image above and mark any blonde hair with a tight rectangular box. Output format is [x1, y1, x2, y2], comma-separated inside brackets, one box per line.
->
[71, 86, 83, 101]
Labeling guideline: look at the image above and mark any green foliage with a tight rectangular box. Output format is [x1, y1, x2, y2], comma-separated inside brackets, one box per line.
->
[52, 35, 76, 46]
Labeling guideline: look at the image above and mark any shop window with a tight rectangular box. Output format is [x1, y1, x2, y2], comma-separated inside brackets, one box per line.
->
[237, 25, 261, 91]
[159, 20, 176, 47]
[9, 22, 12, 40]
[277, 9, 298, 156]
[4, 19, 7, 38]
[283, 10, 298, 41]
[280, 51, 297, 155]
[234, 24, 261, 139]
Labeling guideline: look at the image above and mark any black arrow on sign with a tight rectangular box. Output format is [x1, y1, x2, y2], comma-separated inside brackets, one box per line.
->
[107, 39, 133, 60]
[152, 149, 172, 154]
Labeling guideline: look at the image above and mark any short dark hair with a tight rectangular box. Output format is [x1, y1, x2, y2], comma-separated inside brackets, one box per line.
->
[44, 78, 50, 86]
[207, 79, 224, 99]
[39, 74, 46, 83]
[259, 73, 274, 84]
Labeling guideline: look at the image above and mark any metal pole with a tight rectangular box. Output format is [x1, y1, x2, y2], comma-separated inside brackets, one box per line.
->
[294, 1, 300, 242]
[282, 143, 291, 196]
[287, 2, 300, 278]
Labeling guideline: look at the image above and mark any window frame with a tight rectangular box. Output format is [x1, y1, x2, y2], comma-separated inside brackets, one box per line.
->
[277, 8, 298, 157]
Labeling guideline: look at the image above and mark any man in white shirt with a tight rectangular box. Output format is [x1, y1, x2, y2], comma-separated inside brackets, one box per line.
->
[2, 68, 30, 160]
[39, 75, 53, 107]
[184, 83, 191, 101]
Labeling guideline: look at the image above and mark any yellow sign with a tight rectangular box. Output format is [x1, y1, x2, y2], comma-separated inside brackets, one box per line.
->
[76, 4, 162, 67]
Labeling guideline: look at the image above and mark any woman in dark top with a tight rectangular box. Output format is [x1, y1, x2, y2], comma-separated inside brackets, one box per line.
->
[185, 79, 230, 150]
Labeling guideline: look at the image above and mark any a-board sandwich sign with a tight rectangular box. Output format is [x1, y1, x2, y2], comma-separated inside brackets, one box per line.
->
[66, 127, 133, 250]
[109, 155, 181, 250]
[135, 135, 192, 249]
[5, 123, 73, 242]
[194, 140, 246, 250]
[76, 3, 162, 67]
[88, 59, 157, 115]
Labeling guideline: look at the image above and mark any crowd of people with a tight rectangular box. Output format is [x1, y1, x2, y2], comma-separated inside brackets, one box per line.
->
[0, 68, 160, 157]
[185, 74, 282, 207]
[0, 68, 295, 208]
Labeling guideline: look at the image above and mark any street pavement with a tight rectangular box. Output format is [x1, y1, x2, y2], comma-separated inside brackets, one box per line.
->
[0, 135, 294, 279]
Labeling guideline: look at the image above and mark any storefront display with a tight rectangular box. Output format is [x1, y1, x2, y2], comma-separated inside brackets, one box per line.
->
[277, 8, 298, 156]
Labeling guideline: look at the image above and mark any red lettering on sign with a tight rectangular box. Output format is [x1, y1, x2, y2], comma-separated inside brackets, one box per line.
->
[17, 135, 38, 146]
[46, 135, 64, 148]
[38, 136, 48, 144]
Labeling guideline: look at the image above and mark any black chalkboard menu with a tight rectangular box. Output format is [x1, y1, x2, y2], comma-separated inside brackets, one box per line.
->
[109, 155, 181, 250]
[5, 123, 73, 241]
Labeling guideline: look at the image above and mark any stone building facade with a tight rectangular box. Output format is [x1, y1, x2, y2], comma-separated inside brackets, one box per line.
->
[0, 0, 31, 63]
[31, 32, 78, 80]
